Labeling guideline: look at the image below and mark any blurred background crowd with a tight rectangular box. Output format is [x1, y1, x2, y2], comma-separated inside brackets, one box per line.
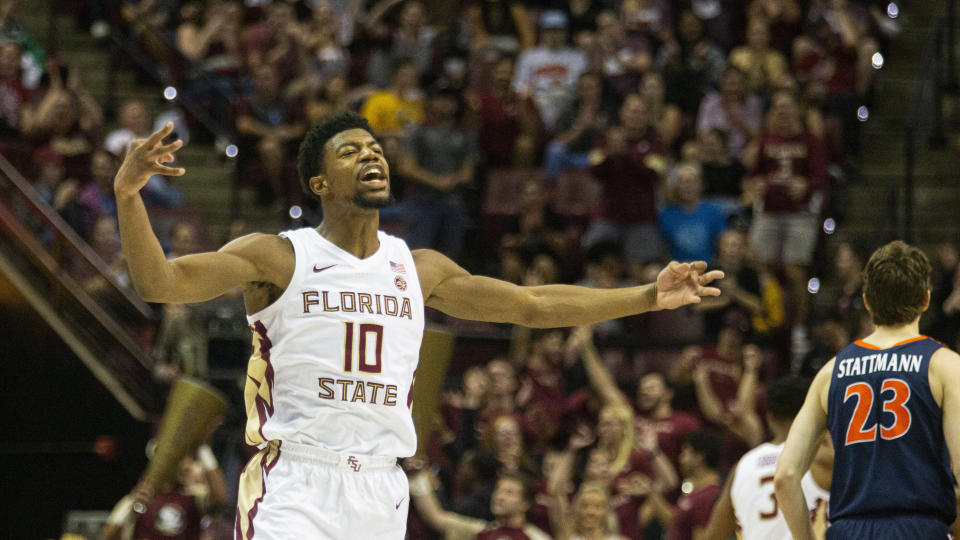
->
[5, 0, 960, 537]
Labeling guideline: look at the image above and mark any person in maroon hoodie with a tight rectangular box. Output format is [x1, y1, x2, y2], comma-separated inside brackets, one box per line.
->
[744, 89, 827, 354]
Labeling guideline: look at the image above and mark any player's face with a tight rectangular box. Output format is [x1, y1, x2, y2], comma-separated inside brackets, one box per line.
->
[320, 128, 392, 209]
[490, 478, 528, 518]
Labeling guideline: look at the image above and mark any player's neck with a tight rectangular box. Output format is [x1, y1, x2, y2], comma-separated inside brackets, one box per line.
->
[860, 319, 922, 349]
[316, 210, 381, 259]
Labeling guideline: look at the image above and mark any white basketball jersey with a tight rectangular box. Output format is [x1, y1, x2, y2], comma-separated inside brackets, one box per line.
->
[243, 228, 425, 457]
[731, 442, 830, 540]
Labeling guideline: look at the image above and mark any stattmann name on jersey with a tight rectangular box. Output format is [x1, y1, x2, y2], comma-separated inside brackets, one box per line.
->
[301, 290, 413, 320]
[836, 353, 922, 378]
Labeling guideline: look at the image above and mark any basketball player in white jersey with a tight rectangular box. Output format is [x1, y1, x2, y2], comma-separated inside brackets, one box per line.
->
[704, 376, 832, 540]
[113, 113, 724, 539]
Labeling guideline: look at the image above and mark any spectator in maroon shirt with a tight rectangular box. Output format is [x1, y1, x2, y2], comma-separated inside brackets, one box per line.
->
[744, 90, 827, 354]
[241, 1, 301, 82]
[793, 1, 878, 158]
[571, 326, 681, 538]
[471, 55, 542, 168]
[585, 93, 668, 274]
[22, 64, 103, 183]
[643, 430, 723, 540]
[635, 372, 701, 470]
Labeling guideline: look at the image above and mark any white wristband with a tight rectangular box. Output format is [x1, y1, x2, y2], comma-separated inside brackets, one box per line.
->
[197, 444, 218, 471]
[409, 473, 433, 497]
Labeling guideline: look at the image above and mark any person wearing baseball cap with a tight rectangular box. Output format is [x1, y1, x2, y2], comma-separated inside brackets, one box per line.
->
[513, 10, 587, 130]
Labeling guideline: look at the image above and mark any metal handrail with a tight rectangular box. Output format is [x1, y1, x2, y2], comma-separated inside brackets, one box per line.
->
[0, 153, 155, 320]
[0, 158, 162, 418]
[104, 0, 236, 141]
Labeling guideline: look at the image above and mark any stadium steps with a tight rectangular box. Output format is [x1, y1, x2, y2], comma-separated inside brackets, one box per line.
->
[839, 5, 960, 244]
[18, 4, 285, 241]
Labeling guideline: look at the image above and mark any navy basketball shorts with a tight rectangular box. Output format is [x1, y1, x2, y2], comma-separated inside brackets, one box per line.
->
[827, 515, 952, 539]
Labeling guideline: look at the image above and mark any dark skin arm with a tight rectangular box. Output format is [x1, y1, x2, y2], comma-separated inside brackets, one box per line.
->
[414, 249, 723, 328]
[703, 469, 738, 540]
[114, 124, 294, 310]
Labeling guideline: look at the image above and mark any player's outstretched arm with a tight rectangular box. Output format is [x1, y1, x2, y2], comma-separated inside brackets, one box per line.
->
[414, 249, 723, 328]
[115, 124, 289, 304]
[774, 359, 832, 540]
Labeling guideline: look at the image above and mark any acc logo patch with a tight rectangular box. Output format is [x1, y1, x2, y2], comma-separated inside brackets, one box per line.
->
[394, 276, 407, 291]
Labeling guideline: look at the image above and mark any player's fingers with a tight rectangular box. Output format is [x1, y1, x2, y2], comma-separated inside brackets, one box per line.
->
[690, 260, 708, 274]
[152, 164, 186, 176]
[145, 122, 175, 148]
[148, 139, 182, 158]
[698, 286, 722, 297]
[699, 270, 725, 284]
[669, 261, 689, 275]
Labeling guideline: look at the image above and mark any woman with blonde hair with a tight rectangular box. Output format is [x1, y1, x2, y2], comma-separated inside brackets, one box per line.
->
[550, 482, 627, 540]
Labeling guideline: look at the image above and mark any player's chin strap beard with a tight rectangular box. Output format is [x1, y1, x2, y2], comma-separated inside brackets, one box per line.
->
[354, 190, 395, 209]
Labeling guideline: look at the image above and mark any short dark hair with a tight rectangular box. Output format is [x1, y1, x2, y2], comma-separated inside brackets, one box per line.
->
[297, 111, 375, 196]
[498, 471, 535, 504]
[862, 240, 931, 326]
[685, 430, 722, 470]
[765, 376, 811, 421]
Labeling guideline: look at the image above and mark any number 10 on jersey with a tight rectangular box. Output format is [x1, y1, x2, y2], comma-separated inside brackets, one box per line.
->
[344, 322, 384, 374]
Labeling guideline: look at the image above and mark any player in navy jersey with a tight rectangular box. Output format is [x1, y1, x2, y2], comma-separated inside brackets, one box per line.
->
[775, 240, 960, 540]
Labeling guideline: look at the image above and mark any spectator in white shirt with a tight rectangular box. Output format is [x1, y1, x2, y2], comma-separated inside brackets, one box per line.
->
[512, 10, 587, 132]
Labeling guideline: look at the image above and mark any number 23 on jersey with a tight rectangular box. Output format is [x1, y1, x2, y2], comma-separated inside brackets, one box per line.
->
[843, 378, 912, 445]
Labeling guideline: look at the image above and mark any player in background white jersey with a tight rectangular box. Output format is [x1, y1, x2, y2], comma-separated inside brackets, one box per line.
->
[704, 376, 832, 540]
[112, 113, 724, 539]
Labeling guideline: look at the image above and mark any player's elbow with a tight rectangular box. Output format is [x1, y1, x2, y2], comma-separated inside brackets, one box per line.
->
[773, 463, 801, 495]
[132, 279, 163, 302]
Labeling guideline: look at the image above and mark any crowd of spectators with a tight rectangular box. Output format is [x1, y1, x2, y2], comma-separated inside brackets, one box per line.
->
[13, 0, 960, 538]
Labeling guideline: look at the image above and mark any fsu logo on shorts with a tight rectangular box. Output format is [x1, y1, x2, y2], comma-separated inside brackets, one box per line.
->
[394, 276, 407, 291]
[347, 456, 361, 472]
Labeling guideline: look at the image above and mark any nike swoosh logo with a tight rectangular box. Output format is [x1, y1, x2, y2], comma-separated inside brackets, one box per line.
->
[313, 264, 336, 273]
[395, 497, 406, 509]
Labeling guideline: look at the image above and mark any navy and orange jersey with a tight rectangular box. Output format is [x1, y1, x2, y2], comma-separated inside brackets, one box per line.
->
[827, 335, 956, 524]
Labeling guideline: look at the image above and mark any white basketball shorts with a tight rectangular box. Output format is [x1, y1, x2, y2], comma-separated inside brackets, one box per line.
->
[235, 440, 409, 539]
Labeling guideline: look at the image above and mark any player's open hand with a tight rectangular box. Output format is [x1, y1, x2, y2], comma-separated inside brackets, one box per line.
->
[654, 261, 723, 310]
[114, 122, 185, 199]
